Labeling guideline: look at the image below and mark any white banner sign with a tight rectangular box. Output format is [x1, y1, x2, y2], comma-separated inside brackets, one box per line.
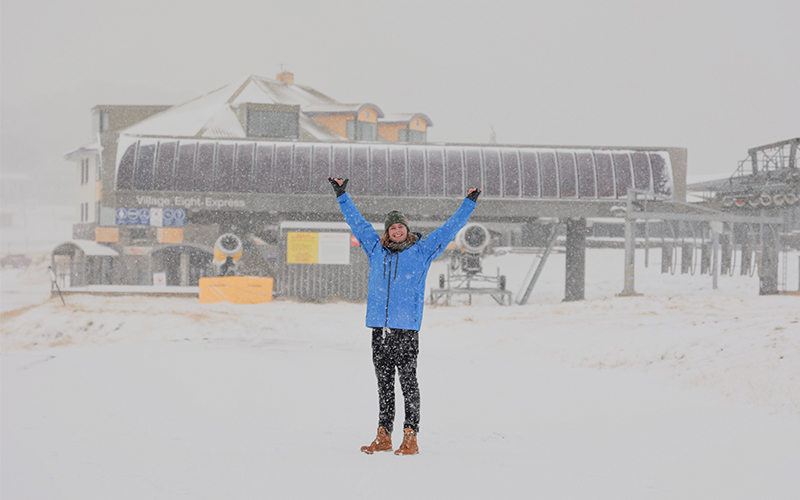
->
[317, 233, 351, 265]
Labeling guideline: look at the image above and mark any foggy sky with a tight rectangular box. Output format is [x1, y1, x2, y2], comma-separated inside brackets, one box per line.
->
[2, 0, 798, 205]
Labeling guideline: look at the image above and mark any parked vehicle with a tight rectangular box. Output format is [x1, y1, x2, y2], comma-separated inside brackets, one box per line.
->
[1, 254, 32, 268]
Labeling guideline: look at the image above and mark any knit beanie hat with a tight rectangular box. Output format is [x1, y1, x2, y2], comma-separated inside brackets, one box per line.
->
[384, 210, 409, 233]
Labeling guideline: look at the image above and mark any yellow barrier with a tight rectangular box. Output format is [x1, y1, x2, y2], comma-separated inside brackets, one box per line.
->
[198, 276, 274, 304]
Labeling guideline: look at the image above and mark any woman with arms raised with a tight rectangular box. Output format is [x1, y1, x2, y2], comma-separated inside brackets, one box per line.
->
[327, 176, 481, 456]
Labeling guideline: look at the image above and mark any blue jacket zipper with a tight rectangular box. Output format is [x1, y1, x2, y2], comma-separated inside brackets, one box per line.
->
[384, 252, 394, 327]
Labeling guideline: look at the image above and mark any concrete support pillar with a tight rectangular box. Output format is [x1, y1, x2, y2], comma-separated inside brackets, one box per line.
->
[564, 218, 586, 302]
[759, 224, 779, 295]
[619, 216, 640, 296]
[710, 221, 722, 290]
[180, 253, 190, 287]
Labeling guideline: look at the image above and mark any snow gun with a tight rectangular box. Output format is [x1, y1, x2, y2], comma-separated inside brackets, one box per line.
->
[214, 233, 243, 277]
[453, 223, 492, 274]
[433, 223, 510, 305]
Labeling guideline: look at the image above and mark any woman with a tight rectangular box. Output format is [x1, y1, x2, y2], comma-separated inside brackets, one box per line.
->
[328, 177, 481, 456]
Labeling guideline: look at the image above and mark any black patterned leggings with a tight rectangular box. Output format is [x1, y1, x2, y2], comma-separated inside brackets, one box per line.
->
[371, 327, 420, 434]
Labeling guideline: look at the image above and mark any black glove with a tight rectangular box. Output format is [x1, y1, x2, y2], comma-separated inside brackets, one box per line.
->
[328, 177, 349, 197]
[466, 188, 481, 202]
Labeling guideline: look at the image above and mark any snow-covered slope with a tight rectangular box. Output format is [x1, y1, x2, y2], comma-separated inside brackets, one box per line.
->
[2, 249, 799, 499]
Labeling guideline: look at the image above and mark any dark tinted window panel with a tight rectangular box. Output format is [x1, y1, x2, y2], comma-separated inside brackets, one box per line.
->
[134, 143, 156, 190]
[350, 146, 369, 195]
[501, 150, 520, 197]
[355, 121, 377, 141]
[247, 110, 299, 138]
[194, 143, 215, 191]
[274, 144, 293, 194]
[253, 144, 274, 193]
[233, 143, 254, 193]
[445, 149, 463, 196]
[292, 145, 312, 194]
[650, 153, 672, 196]
[557, 152, 577, 198]
[389, 148, 407, 196]
[539, 151, 558, 197]
[631, 152, 651, 191]
[311, 145, 331, 194]
[408, 130, 426, 143]
[576, 152, 596, 198]
[464, 149, 482, 191]
[116, 142, 137, 190]
[332, 145, 350, 180]
[407, 148, 426, 196]
[595, 153, 615, 197]
[426, 148, 445, 196]
[369, 147, 388, 196]
[484, 149, 501, 196]
[520, 150, 539, 197]
[215, 143, 235, 192]
[175, 143, 196, 191]
[154, 142, 176, 191]
[613, 153, 632, 198]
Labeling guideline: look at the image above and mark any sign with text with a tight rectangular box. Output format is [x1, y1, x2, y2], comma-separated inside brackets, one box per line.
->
[286, 232, 319, 264]
[116, 208, 185, 227]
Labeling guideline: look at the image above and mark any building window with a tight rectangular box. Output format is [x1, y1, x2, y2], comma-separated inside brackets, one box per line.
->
[95, 201, 101, 224]
[347, 120, 378, 141]
[246, 109, 299, 139]
[94, 110, 110, 135]
[100, 111, 110, 133]
[80, 158, 90, 184]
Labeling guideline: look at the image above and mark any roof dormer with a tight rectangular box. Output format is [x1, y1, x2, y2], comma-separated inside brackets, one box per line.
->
[303, 104, 384, 141]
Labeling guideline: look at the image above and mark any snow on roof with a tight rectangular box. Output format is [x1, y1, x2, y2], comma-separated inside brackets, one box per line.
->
[64, 141, 102, 160]
[54, 240, 119, 256]
[115, 74, 431, 142]
[303, 103, 385, 118]
[297, 114, 346, 142]
[199, 107, 246, 138]
[379, 113, 433, 126]
[120, 75, 345, 139]
[279, 221, 383, 231]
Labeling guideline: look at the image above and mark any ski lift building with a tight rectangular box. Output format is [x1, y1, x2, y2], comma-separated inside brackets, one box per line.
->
[62, 72, 694, 300]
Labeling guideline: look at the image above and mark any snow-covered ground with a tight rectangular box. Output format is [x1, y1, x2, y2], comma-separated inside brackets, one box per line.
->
[2, 248, 799, 499]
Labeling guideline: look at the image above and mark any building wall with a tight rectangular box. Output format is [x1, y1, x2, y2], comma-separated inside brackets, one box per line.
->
[311, 106, 380, 139]
[75, 155, 99, 226]
[93, 105, 171, 135]
[377, 118, 427, 142]
[98, 134, 120, 227]
[409, 117, 427, 132]
[312, 114, 353, 138]
[377, 123, 406, 142]
[356, 108, 378, 123]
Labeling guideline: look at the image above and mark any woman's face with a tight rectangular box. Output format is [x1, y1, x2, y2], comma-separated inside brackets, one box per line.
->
[388, 223, 408, 243]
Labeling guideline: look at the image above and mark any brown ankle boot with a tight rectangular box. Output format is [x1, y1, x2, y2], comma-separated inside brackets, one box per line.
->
[360, 427, 393, 454]
[394, 428, 419, 456]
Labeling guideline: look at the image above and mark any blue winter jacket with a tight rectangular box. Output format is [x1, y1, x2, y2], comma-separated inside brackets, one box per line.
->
[337, 193, 476, 331]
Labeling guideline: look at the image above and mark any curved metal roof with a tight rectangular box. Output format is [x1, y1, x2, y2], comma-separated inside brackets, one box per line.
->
[114, 137, 675, 201]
